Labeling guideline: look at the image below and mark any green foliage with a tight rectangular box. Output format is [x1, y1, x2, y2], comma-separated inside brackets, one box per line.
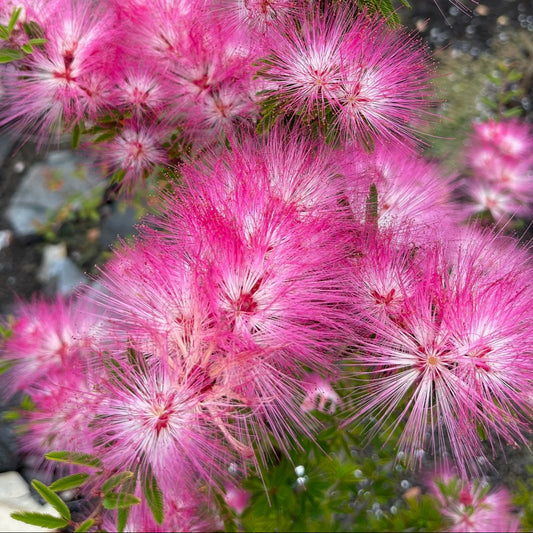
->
[142, 465, 165, 525]
[226, 408, 446, 532]
[45, 450, 103, 469]
[10, 511, 69, 530]
[0, 7, 46, 62]
[101, 471, 134, 494]
[75, 518, 95, 532]
[102, 492, 142, 510]
[49, 472, 91, 492]
[31, 479, 71, 521]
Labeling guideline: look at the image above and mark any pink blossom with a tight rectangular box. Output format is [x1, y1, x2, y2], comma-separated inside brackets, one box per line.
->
[301, 373, 341, 414]
[428, 472, 520, 533]
[341, 142, 457, 245]
[96, 120, 168, 192]
[346, 228, 533, 474]
[224, 484, 251, 515]
[261, 7, 434, 147]
[0, 0, 119, 143]
[1, 295, 99, 396]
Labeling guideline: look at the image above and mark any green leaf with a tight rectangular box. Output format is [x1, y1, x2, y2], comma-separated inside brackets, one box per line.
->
[75, 518, 95, 532]
[502, 107, 523, 118]
[23, 21, 45, 39]
[72, 122, 82, 149]
[0, 48, 24, 63]
[21, 43, 33, 54]
[7, 7, 22, 35]
[111, 168, 126, 185]
[31, 480, 71, 521]
[0, 25, 9, 40]
[102, 471, 134, 494]
[27, 37, 47, 46]
[117, 507, 131, 533]
[49, 473, 90, 492]
[365, 183, 379, 225]
[481, 96, 498, 110]
[103, 492, 141, 510]
[0, 359, 13, 376]
[10, 511, 69, 529]
[93, 130, 117, 143]
[142, 466, 164, 524]
[45, 451, 102, 469]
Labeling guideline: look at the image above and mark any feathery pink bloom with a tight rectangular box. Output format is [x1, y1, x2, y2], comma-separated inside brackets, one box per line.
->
[1, 295, 99, 396]
[301, 373, 341, 414]
[97, 120, 168, 191]
[428, 471, 519, 533]
[0, 0, 118, 143]
[461, 119, 533, 222]
[341, 142, 456, 245]
[261, 7, 434, 146]
[224, 484, 251, 516]
[89, 345, 242, 495]
[18, 365, 97, 461]
[346, 228, 533, 474]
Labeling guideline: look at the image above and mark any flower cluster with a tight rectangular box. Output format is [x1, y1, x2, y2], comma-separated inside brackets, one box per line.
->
[460, 119, 533, 223]
[0, 0, 532, 531]
[428, 471, 519, 533]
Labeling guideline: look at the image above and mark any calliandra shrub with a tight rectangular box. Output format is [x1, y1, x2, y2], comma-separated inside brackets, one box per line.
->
[1, 1, 533, 532]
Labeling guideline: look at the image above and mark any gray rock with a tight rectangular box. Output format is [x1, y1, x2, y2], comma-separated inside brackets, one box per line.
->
[6, 150, 103, 237]
[99, 204, 139, 248]
[38, 243, 87, 296]
[0, 134, 15, 169]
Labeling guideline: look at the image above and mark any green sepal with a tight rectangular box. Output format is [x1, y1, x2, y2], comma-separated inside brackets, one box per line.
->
[45, 451, 103, 469]
[103, 493, 141, 510]
[49, 472, 90, 492]
[75, 518, 95, 532]
[101, 471, 134, 494]
[31, 480, 71, 521]
[10, 511, 69, 529]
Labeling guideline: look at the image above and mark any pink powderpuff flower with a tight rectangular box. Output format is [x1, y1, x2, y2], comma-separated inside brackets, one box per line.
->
[0, 0, 119, 144]
[167, 127, 346, 231]
[461, 119, 533, 222]
[348, 229, 423, 324]
[18, 363, 97, 463]
[111, 65, 172, 119]
[301, 373, 341, 415]
[96, 120, 168, 192]
[460, 178, 530, 224]
[346, 228, 533, 475]
[261, 6, 434, 147]
[471, 119, 533, 162]
[210, 0, 299, 37]
[102, 492, 222, 533]
[89, 344, 244, 497]
[340, 142, 457, 246]
[224, 484, 251, 516]
[428, 471, 520, 533]
[1, 295, 100, 397]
